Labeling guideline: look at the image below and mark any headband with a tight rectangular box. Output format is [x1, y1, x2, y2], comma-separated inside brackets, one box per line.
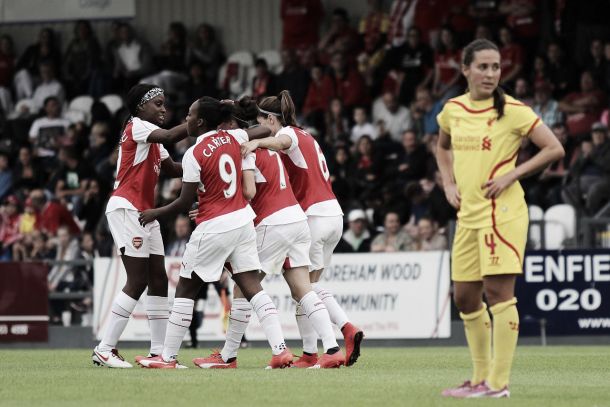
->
[258, 107, 281, 117]
[138, 87, 164, 108]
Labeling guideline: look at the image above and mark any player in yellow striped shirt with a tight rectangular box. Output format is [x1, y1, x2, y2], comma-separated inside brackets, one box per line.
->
[436, 39, 565, 398]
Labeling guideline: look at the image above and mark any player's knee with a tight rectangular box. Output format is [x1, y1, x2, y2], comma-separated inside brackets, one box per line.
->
[483, 286, 510, 307]
[123, 279, 147, 298]
[453, 291, 480, 314]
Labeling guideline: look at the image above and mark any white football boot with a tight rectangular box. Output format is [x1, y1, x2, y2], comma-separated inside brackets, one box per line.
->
[92, 346, 133, 368]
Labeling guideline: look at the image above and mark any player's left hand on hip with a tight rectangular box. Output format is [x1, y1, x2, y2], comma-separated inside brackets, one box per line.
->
[481, 173, 515, 199]
[138, 209, 157, 226]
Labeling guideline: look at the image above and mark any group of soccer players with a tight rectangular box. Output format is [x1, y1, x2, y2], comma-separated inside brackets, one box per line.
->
[91, 36, 567, 398]
[92, 85, 363, 370]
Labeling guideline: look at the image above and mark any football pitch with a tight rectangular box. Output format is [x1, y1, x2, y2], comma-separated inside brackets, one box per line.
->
[1, 346, 609, 407]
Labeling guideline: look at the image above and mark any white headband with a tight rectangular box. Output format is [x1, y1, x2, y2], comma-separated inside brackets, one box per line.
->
[138, 87, 164, 107]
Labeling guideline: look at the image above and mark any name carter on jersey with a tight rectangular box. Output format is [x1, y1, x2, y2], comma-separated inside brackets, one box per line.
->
[202, 136, 232, 157]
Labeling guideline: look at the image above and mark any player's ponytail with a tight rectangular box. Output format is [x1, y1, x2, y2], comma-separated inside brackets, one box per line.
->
[232, 96, 259, 128]
[258, 91, 298, 127]
[278, 90, 297, 127]
[462, 38, 505, 120]
[492, 86, 506, 120]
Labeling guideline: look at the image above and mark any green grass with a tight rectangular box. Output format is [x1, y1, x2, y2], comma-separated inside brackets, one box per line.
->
[1, 346, 609, 407]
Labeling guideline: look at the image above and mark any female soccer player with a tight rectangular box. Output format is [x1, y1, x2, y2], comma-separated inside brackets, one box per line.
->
[92, 84, 187, 368]
[136, 97, 293, 369]
[193, 99, 345, 369]
[436, 39, 564, 398]
[241, 91, 364, 367]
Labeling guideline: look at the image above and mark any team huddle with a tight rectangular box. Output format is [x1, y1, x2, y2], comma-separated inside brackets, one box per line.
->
[91, 84, 363, 370]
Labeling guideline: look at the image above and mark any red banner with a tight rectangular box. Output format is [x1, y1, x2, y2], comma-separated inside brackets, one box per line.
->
[0, 262, 49, 342]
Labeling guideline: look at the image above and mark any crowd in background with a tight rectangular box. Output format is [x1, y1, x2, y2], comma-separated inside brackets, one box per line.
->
[1, 0, 610, 322]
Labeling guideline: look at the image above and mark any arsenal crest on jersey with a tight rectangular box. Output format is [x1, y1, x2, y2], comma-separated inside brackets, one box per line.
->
[132, 237, 143, 249]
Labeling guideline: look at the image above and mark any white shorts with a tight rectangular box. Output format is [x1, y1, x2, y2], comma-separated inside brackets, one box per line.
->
[308, 215, 343, 271]
[256, 220, 311, 275]
[180, 222, 261, 282]
[106, 209, 164, 258]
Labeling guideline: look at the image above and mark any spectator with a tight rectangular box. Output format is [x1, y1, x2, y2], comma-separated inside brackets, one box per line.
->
[432, 27, 462, 103]
[528, 122, 579, 208]
[28, 189, 80, 236]
[0, 151, 12, 201]
[530, 54, 548, 86]
[372, 91, 411, 142]
[546, 42, 571, 98]
[159, 22, 189, 74]
[30, 60, 65, 114]
[28, 96, 71, 161]
[14, 28, 61, 100]
[386, 0, 415, 48]
[351, 135, 380, 197]
[371, 211, 412, 252]
[357, 0, 389, 86]
[513, 77, 533, 106]
[0, 35, 15, 114]
[63, 20, 102, 97]
[47, 225, 80, 292]
[413, 87, 443, 138]
[50, 147, 94, 205]
[562, 122, 610, 215]
[559, 70, 606, 137]
[112, 23, 153, 91]
[180, 61, 219, 111]
[499, 0, 538, 43]
[584, 38, 605, 87]
[328, 146, 352, 208]
[498, 26, 524, 88]
[276, 49, 310, 113]
[166, 215, 192, 257]
[302, 64, 329, 121]
[48, 225, 81, 325]
[324, 52, 368, 110]
[251, 58, 277, 100]
[12, 145, 43, 194]
[532, 81, 563, 128]
[189, 24, 225, 86]
[325, 97, 350, 145]
[0, 196, 21, 259]
[423, 171, 456, 227]
[84, 122, 113, 168]
[281, 0, 324, 50]
[76, 179, 105, 233]
[336, 209, 372, 253]
[350, 106, 377, 143]
[410, 216, 447, 251]
[391, 130, 431, 185]
[318, 8, 361, 64]
[382, 26, 434, 106]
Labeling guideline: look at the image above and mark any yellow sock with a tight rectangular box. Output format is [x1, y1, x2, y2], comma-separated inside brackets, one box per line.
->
[488, 298, 519, 390]
[460, 303, 491, 385]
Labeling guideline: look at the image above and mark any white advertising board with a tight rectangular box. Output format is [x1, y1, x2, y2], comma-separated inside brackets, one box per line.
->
[93, 251, 451, 341]
[1, 0, 135, 23]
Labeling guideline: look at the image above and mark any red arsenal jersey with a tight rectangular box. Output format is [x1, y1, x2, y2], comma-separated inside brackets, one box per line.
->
[108, 117, 169, 212]
[245, 149, 306, 226]
[182, 129, 255, 232]
[278, 126, 342, 216]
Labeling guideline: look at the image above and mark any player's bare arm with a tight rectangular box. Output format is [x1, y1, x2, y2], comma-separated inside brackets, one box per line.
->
[160, 157, 182, 178]
[482, 124, 565, 199]
[147, 123, 189, 144]
[241, 134, 292, 156]
[242, 169, 256, 201]
[139, 181, 198, 226]
[245, 125, 272, 140]
[436, 129, 461, 209]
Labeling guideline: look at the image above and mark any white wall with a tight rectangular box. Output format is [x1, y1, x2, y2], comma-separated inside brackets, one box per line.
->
[1, 0, 374, 58]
